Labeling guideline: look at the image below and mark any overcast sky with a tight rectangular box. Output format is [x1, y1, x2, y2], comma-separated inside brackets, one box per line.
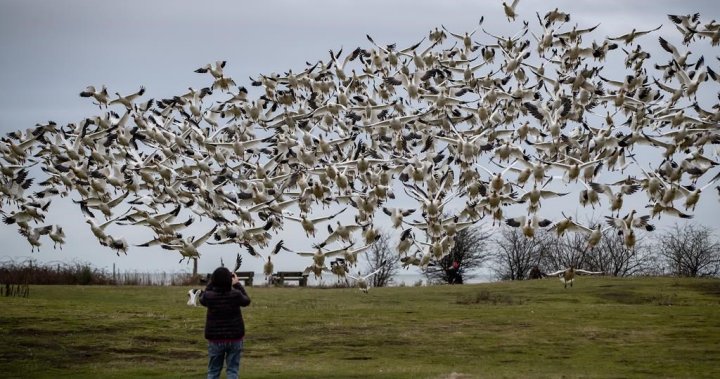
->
[1, 0, 718, 278]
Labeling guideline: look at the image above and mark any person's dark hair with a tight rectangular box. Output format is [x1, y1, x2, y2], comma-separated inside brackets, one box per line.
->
[210, 267, 233, 291]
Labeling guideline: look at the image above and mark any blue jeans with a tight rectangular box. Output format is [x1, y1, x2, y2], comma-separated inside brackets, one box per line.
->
[207, 340, 243, 379]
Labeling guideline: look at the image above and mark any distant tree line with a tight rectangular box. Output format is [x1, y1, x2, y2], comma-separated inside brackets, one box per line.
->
[490, 221, 720, 280]
[0, 260, 195, 286]
[362, 220, 720, 287]
[5, 221, 717, 290]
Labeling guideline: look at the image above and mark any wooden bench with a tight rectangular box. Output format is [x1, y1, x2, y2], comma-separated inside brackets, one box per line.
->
[235, 271, 255, 286]
[271, 271, 309, 287]
[200, 271, 255, 286]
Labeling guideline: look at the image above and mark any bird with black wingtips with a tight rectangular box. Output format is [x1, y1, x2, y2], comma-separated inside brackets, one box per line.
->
[79, 85, 110, 107]
[546, 266, 603, 288]
[505, 214, 552, 238]
[347, 265, 385, 293]
[502, 0, 521, 22]
[608, 25, 663, 45]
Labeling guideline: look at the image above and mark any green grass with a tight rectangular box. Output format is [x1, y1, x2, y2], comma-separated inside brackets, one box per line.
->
[1, 277, 719, 378]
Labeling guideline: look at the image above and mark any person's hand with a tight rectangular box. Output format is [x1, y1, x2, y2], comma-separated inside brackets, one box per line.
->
[231, 272, 240, 285]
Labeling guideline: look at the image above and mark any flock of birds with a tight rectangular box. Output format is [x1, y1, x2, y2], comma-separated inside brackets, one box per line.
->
[2, 3, 720, 286]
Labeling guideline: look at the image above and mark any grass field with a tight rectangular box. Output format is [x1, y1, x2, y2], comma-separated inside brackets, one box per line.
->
[1, 276, 719, 378]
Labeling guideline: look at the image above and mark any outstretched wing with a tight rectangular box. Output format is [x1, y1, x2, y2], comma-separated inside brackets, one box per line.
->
[233, 253, 243, 272]
[363, 266, 384, 279]
[545, 269, 566, 276]
[574, 269, 603, 275]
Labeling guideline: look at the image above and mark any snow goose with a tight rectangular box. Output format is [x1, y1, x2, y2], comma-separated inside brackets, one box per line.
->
[697, 24, 720, 46]
[187, 288, 201, 306]
[546, 267, 603, 288]
[241, 240, 289, 279]
[547, 213, 587, 237]
[493, 139, 528, 163]
[321, 220, 364, 246]
[18, 225, 52, 252]
[589, 181, 640, 217]
[672, 61, 707, 98]
[543, 8, 570, 27]
[403, 182, 456, 218]
[582, 224, 614, 250]
[329, 258, 349, 283]
[161, 225, 219, 262]
[476, 162, 516, 193]
[283, 207, 347, 238]
[194, 60, 227, 79]
[405, 215, 478, 239]
[604, 209, 656, 234]
[396, 228, 416, 256]
[502, 0, 520, 22]
[104, 234, 129, 255]
[210, 219, 274, 245]
[2, 133, 44, 163]
[365, 34, 425, 69]
[667, 13, 701, 32]
[73, 191, 129, 219]
[552, 23, 599, 43]
[109, 86, 146, 109]
[295, 244, 352, 269]
[658, 37, 693, 69]
[505, 215, 552, 238]
[428, 27, 447, 44]
[677, 172, 720, 211]
[645, 202, 694, 220]
[347, 267, 384, 293]
[335, 242, 376, 267]
[79, 85, 109, 107]
[608, 25, 662, 45]
[382, 206, 416, 228]
[85, 211, 130, 245]
[48, 225, 65, 249]
[517, 182, 569, 214]
[523, 99, 571, 139]
[545, 155, 603, 183]
[442, 23, 479, 51]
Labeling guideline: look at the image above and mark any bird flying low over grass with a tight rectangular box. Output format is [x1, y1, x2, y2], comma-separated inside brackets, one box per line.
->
[546, 267, 603, 288]
[347, 266, 384, 293]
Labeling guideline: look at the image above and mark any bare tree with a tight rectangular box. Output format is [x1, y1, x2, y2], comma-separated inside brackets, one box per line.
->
[539, 215, 655, 277]
[656, 223, 720, 277]
[542, 232, 588, 272]
[424, 226, 492, 284]
[363, 230, 400, 287]
[584, 231, 652, 276]
[491, 227, 550, 280]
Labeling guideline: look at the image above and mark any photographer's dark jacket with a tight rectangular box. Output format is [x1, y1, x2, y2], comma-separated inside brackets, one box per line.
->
[199, 283, 251, 341]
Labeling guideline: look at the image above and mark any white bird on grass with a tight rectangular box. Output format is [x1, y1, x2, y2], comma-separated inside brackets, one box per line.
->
[187, 288, 201, 306]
